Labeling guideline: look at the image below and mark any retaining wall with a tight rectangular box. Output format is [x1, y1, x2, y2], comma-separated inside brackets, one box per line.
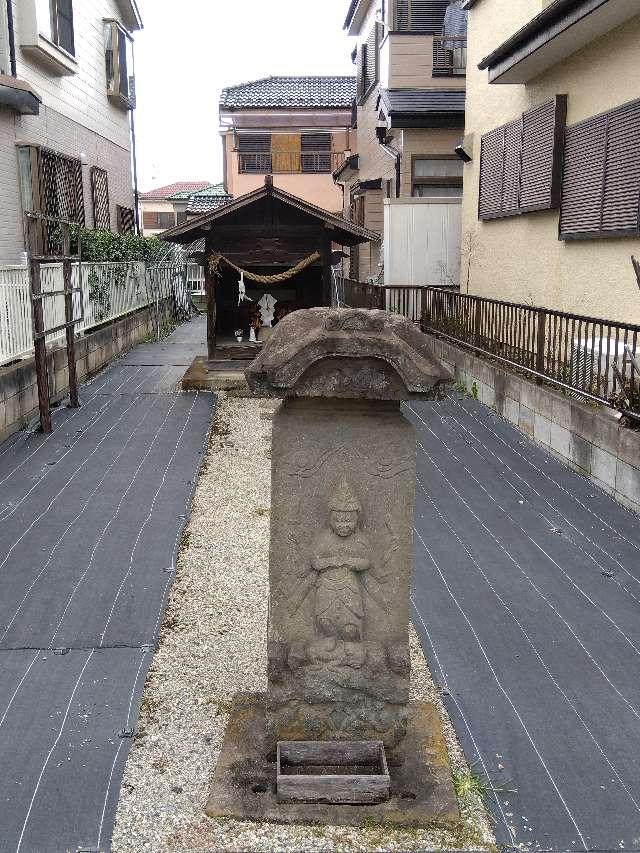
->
[429, 335, 640, 516]
[0, 306, 155, 443]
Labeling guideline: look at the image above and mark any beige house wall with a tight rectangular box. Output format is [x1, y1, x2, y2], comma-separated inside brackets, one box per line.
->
[382, 33, 467, 91]
[223, 130, 347, 214]
[462, 2, 640, 323]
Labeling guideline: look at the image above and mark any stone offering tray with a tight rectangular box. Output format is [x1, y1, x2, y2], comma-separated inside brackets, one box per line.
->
[206, 693, 459, 829]
[276, 740, 390, 805]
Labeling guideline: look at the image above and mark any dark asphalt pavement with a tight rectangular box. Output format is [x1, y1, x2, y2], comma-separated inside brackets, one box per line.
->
[407, 395, 640, 853]
[0, 318, 212, 852]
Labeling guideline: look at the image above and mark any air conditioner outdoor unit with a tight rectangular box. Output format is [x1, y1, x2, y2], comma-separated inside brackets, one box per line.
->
[570, 337, 639, 398]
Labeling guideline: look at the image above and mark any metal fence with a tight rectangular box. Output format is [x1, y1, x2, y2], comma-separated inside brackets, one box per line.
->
[0, 261, 189, 365]
[422, 287, 640, 418]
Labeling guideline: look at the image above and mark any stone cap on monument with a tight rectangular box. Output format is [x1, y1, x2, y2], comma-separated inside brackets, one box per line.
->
[245, 307, 453, 401]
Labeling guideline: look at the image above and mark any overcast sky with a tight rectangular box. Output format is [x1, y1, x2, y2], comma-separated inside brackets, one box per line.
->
[133, 0, 355, 192]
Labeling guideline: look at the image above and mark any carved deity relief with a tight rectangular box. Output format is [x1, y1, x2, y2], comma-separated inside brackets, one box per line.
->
[267, 473, 410, 752]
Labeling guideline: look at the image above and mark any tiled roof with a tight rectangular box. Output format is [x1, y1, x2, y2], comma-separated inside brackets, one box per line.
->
[220, 76, 357, 110]
[381, 89, 466, 114]
[141, 181, 212, 200]
[187, 184, 233, 214]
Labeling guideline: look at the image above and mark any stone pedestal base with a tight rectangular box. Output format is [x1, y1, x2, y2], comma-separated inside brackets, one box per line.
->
[205, 693, 459, 829]
[181, 356, 250, 394]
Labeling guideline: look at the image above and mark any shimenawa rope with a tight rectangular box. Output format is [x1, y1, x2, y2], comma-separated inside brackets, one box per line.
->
[207, 251, 321, 285]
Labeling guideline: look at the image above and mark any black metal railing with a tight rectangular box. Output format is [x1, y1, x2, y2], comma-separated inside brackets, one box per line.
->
[432, 36, 467, 76]
[334, 277, 385, 310]
[422, 288, 640, 418]
[238, 151, 345, 175]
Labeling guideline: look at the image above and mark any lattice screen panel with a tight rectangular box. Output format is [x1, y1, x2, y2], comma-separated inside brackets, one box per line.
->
[91, 167, 111, 230]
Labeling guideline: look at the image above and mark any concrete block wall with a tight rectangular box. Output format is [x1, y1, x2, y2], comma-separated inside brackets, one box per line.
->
[429, 335, 640, 516]
[0, 306, 154, 443]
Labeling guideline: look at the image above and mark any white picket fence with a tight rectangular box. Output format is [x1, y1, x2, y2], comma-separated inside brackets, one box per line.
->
[0, 261, 183, 366]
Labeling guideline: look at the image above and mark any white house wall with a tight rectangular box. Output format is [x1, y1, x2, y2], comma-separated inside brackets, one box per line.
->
[384, 198, 461, 288]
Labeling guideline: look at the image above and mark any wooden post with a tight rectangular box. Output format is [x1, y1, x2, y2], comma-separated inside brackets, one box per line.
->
[321, 231, 332, 308]
[205, 255, 217, 361]
[30, 255, 52, 433]
[535, 311, 546, 385]
[63, 224, 80, 408]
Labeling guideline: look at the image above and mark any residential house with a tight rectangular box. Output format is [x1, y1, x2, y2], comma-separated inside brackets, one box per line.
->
[338, 0, 466, 285]
[140, 181, 232, 236]
[0, 0, 142, 263]
[219, 76, 356, 214]
[460, 0, 640, 324]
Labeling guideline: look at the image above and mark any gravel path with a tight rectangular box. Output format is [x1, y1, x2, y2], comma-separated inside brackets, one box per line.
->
[112, 394, 494, 852]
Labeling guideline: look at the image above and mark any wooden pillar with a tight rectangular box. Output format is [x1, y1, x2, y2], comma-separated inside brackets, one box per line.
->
[205, 254, 217, 361]
[63, 224, 80, 408]
[321, 230, 332, 308]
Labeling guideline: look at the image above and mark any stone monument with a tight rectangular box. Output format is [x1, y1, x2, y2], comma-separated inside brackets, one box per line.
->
[207, 307, 458, 827]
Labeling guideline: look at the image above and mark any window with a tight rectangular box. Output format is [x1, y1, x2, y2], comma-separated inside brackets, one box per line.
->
[478, 96, 566, 220]
[117, 205, 136, 234]
[237, 134, 335, 174]
[301, 134, 332, 173]
[18, 144, 84, 225]
[176, 211, 187, 225]
[560, 98, 640, 240]
[142, 211, 175, 230]
[237, 134, 272, 173]
[104, 20, 135, 109]
[37, 0, 74, 55]
[357, 23, 381, 104]
[90, 167, 110, 230]
[412, 157, 463, 197]
[394, 0, 449, 33]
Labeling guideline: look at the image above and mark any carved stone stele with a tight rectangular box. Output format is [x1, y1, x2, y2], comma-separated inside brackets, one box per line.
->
[245, 308, 452, 761]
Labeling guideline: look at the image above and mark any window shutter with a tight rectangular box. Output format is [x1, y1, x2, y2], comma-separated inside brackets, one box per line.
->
[478, 127, 504, 220]
[479, 96, 566, 221]
[394, 0, 449, 33]
[560, 98, 640, 240]
[356, 44, 365, 104]
[520, 97, 566, 212]
[601, 100, 640, 234]
[501, 119, 521, 216]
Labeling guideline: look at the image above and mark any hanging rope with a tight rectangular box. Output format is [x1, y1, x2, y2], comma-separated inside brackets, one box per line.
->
[208, 251, 321, 285]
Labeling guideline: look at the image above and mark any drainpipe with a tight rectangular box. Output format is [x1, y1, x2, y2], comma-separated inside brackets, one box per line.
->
[379, 140, 401, 197]
[6, 0, 17, 77]
[129, 106, 141, 234]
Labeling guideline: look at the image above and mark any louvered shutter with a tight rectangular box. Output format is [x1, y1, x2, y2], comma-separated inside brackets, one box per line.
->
[356, 44, 365, 104]
[362, 24, 380, 98]
[601, 100, 640, 235]
[560, 114, 607, 238]
[478, 127, 503, 220]
[502, 119, 521, 216]
[480, 96, 566, 221]
[520, 97, 566, 212]
[560, 98, 640, 239]
[394, 0, 449, 33]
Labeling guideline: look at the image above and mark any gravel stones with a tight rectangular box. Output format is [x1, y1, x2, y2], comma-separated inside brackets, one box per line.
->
[112, 394, 494, 852]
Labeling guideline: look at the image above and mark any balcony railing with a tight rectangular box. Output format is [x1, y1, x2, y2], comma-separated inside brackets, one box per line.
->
[432, 36, 467, 76]
[238, 151, 345, 175]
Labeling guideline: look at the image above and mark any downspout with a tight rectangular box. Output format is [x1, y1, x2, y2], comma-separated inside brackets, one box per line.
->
[379, 140, 401, 198]
[129, 107, 141, 234]
[6, 0, 17, 77]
